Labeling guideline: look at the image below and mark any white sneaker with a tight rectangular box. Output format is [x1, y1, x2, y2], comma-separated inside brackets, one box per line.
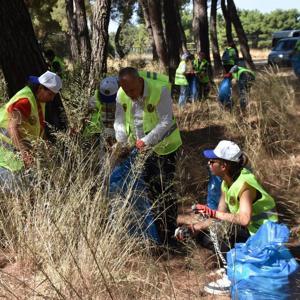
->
[204, 274, 231, 295]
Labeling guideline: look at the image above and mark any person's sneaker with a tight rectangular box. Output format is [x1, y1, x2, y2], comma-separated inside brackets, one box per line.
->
[204, 274, 231, 295]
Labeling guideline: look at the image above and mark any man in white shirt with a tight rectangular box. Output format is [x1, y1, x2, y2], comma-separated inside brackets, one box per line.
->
[114, 67, 182, 248]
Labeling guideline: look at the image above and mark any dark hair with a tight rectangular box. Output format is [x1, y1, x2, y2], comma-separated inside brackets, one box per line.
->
[118, 67, 139, 79]
[27, 82, 41, 95]
[45, 49, 55, 60]
[224, 153, 249, 181]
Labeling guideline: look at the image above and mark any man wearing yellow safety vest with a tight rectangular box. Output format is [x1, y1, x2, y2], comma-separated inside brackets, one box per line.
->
[193, 51, 210, 100]
[225, 65, 255, 112]
[175, 52, 192, 106]
[83, 76, 119, 143]
[221, 43, 239, 73]
[114, 67, 182, 248]
[0, 71, 62, 190]
[176, 140, 278, 295]
[45, 49, 65, 78]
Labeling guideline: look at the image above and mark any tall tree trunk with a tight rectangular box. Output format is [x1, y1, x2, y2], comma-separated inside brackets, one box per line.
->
[221, 0, 234, 46]
[89, 0, 111, 89]
[65, 0, 80, 61]
[147, 0, 168, 71]
[74, 0, 92, 73]
[163, 0, 181, 82]
[210, 0, 222, 74]
[193, 0, 210, 63]
[115, 22, 125, 59]
[227, 0, 255, 69]
[138, 0, 158, 61]
[174, 0, 188, 53]
[0, 0, 67, 137]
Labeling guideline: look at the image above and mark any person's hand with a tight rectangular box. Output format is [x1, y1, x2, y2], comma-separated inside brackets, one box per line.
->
[192, 204, 216, 218]
[224, 73, 232, 79]
[135, 139, 146, 151]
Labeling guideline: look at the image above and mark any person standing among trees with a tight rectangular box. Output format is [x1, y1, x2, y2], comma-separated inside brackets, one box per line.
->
[221, 42, 239, 73]
[44, 49, 65, 78]
[0, 71, 62, 190]
[114, 67, 182, 248]
[193, 51, 210, 100]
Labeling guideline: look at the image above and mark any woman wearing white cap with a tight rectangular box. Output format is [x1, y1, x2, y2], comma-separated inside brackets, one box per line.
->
[0, 71, 62, 190]
[176, 140, 278, 295]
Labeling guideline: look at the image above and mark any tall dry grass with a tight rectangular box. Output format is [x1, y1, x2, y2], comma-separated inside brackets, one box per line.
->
[0, 66, 299, 298]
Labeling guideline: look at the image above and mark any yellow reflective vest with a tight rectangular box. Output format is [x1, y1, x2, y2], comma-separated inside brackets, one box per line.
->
[118, 77, 182, 155]
[175, 61, 188, 86]
[0, 86, 44, 171]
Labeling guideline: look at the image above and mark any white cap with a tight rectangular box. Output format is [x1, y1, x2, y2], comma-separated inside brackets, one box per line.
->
[99, 76, 119, 103]
[229, 65, 239, 73]
[203, 140, 242, 162]
[29, 71, 62, 93]
[181, 52, 190, 60]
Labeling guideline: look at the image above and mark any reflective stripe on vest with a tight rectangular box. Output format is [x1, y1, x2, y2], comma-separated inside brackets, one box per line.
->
[193, 58, 209, 83]
[118, 77, 182, 155]
[221, 168, 278, 235]
[138, 71, 171, 90]
[222, 47, 237, 65]
[175, 61, 188, 86]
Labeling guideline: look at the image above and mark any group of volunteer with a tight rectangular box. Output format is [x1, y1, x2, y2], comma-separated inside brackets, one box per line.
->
[1, 42, 298, 296]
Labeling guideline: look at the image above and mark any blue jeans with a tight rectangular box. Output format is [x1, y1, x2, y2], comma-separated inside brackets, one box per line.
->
[178, 85, 190, 107]
[189, 76, 199, 102]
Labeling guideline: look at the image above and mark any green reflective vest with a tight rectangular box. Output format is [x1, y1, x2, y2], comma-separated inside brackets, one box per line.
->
[221, 168, 278, 235]
[83, 90, 103, 137]
[139, 71, 170, 90]
[193, 58, 209, 83]
[0, 86, 44, 172]
[233, 67, 256, 81]
[52, 56, 65, 76]
[175, 61, 188, 86]
[118, 77, 182, 155]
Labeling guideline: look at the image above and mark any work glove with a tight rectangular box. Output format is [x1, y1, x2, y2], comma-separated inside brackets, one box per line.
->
[135, 139, 146, 150]
[224, 73, 232, 79]
[192, 204, 216, 219]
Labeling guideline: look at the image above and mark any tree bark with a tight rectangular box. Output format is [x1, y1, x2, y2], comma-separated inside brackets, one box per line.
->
[174, 0, 188, 53]
[65, 0, 80, 61]
[163, 0, 181, 82]
[147, 0, 168, 71]
[193, 0, 210, 63]
[89, 0, 111, 89]
[74, 0, 92, 73]
[210, 0, 222, 74]
[115, 22, 126, 59]
[221, 0, 235, 46]
[227, 0, 255, 69]
[138, 0, 158, 61]
[0, 0, 67, 137]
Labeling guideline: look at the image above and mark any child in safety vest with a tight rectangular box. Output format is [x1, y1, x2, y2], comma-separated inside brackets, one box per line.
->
[175, 140, 278, 295]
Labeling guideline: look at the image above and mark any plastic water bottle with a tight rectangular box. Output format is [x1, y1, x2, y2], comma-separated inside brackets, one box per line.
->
[206, 173, 222, 210]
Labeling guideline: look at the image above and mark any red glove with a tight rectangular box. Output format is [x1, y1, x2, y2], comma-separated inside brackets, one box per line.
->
[224, 73, 232, 79]
[135, 139, 146, 150]
[192, 204, 216, 218]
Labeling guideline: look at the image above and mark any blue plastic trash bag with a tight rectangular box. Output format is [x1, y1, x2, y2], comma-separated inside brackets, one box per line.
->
[227, 221, 299, 299]
[218, 77, 233, 108]
[109, 149, 161, 244]
[291, 53, 300, 78]
[206, 172, 222, 210]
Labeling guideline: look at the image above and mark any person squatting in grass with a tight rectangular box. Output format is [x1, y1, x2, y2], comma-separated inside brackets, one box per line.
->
[113, 67, 182, 249]
[175, 140, 278, 295]
[0, 71, 62, 191]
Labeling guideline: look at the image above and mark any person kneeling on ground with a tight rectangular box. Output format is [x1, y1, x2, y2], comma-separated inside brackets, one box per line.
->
[0, 71, 62, 191]
[176, 140, 278, 295]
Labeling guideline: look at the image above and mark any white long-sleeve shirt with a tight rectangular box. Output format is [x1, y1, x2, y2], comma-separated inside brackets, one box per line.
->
[114, 80, 174, 146]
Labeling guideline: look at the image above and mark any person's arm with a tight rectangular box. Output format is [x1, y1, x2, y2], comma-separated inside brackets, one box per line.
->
[141, 87, 174, 146]
[215, 183, 254, 227]
[7, 110, 33, 167]
[113, 95, 128, 144]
